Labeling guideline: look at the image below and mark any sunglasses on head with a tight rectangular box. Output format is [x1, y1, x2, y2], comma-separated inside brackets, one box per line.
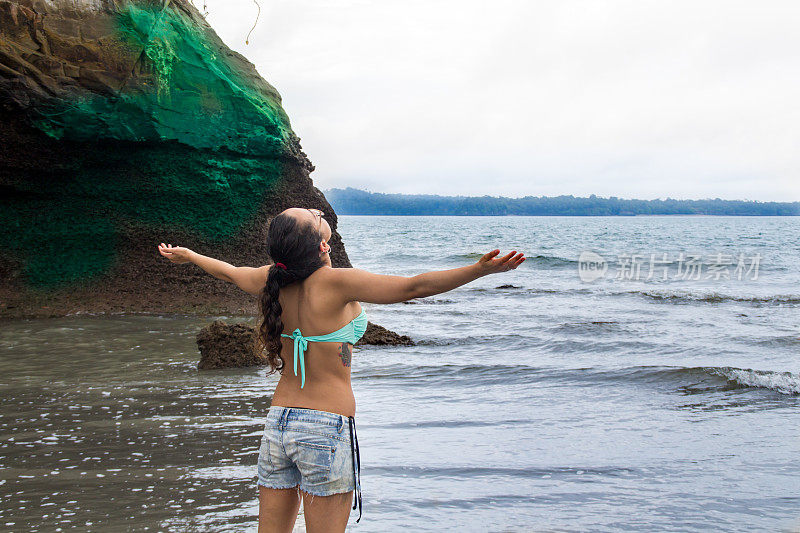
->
[306, 208, 324, 226]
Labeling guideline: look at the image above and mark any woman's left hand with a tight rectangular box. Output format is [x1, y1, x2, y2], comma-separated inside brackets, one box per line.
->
[158, 243, 195, 264]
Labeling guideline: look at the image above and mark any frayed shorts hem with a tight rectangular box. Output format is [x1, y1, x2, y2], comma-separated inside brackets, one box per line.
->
[297, 484, 355, 497]
[256, 480, 354, 498]
[257, 480, 300, 490]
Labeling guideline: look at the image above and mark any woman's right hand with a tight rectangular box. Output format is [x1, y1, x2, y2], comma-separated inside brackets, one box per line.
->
[158, 243, 195, 264]
[476, 249, 525, 275]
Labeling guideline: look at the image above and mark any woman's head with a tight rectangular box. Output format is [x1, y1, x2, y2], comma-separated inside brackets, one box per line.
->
[255, 208, 333, 374]
[270, 207, 332, 261]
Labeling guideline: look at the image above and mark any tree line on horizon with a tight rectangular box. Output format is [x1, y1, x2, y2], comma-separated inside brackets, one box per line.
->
[323, 187, 799, 216]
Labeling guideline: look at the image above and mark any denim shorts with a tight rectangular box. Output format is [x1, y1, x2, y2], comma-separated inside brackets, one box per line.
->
[257, 405, 362, 517]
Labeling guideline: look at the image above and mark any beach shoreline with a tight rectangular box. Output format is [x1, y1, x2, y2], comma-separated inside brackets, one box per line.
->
[0, 284, 261, 321]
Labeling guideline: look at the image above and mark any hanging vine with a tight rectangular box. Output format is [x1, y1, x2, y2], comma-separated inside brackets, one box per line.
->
[245, 0, 261, 45]
[188, 0, 260, 44]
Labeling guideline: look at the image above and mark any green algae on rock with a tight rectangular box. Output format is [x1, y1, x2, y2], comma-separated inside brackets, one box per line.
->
[0, 0, 351, 316]
[29, 1, 293, 155]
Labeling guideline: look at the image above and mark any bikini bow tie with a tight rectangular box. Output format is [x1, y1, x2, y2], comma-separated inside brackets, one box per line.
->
[288, 329, 308, 388]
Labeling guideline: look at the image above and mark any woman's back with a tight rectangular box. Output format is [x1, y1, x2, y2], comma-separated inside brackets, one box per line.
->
[271, 267, 362, 417]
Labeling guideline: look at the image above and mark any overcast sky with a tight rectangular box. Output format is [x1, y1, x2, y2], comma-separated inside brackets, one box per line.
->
[203, 0, 799, 201]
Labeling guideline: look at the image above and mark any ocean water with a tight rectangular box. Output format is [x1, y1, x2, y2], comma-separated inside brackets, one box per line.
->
[341, 215, 800, 532]
[0, 215, 798, 532]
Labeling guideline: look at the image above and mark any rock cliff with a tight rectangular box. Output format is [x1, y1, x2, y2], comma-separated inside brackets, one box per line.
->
[0, 0, 352, 318]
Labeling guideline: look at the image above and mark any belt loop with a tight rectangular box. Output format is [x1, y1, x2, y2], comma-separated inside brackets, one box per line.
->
[280, 407, 290, 429]
[338, 416, 344, 433]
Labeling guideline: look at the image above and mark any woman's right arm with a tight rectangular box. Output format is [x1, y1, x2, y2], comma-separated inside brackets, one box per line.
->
[157, 243, 269, 296]
[330, 249, 525, 304]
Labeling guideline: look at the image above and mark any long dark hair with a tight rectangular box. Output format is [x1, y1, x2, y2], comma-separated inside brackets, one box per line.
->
[255, 212, 326, 374]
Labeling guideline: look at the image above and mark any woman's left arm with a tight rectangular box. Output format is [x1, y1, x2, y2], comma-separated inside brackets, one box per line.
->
[158, 243, 269, 296]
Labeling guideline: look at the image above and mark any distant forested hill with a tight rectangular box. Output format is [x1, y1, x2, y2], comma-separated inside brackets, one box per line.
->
[324, 188, 800, 216]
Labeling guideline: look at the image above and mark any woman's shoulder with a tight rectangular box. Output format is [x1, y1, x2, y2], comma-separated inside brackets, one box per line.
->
[306, 266, 363, 302]
[312, 265, 378, 289]
[305, 265, 347, 289]
[311, 265, 414, 305]
[312, 265, 361, 280]
[297, 266, 363, 312]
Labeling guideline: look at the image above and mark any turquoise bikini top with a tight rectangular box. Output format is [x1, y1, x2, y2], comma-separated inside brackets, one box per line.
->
[281, 308, 367, 389]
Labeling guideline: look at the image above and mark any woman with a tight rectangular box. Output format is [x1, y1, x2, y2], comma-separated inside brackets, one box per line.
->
[158, 207, 525, 532]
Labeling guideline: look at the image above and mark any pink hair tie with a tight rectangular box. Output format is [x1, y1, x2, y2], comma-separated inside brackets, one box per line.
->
[275, 262, 287, 270]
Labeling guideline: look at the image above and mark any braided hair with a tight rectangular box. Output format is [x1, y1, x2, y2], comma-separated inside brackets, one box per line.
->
[255, 211, 327, 375]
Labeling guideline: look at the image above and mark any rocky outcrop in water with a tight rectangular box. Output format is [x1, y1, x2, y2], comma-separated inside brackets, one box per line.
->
[357, 321, 414, 346]
[196, 320, 265, 370]
[197, 320, 415, 369]
[0, 0, 352, 318]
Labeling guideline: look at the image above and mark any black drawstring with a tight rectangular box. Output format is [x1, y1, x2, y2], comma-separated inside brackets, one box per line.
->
[348, 416, 362, 523]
